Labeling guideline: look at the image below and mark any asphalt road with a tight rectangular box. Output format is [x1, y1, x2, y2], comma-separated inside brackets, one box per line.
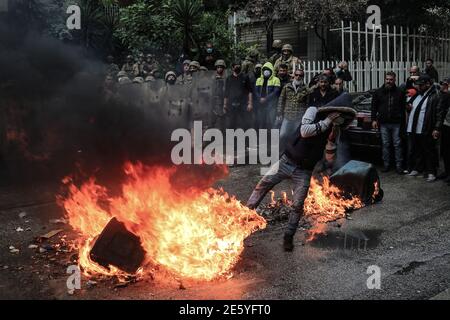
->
[1, 165, 450, 300]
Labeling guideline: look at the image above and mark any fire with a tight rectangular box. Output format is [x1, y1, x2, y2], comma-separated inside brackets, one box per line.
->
[303, 176, 364, 241]
[58, 162, 266, 281]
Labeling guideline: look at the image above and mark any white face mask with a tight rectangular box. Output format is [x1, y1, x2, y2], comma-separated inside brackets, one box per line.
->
[263, 70, 272, 78]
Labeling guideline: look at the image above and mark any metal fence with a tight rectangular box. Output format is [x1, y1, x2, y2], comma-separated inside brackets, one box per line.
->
[302, 60, 450, 93]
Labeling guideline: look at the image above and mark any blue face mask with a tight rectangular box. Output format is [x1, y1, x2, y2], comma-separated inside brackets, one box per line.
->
[206, 48, 213, 54]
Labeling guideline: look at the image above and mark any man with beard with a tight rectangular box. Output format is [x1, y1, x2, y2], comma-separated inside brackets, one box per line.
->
[277, 69, 310, 152]
[405, 74, 441, 182]
[425, 58, 439, 83]
[308, 75, 339, 108]
[277, 63, 291, 89]
[371, 72, 406, 174]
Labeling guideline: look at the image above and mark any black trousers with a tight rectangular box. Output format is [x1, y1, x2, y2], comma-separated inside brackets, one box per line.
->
[407, 133, 438, 175]
[442, 125, 450, 176]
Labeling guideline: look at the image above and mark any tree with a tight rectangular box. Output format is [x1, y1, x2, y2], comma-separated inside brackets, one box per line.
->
[245, 0, 367, 59]
[170, 0, 204, 54]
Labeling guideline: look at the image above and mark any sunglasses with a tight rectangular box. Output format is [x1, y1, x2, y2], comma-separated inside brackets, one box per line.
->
[294, 74, 303, 77]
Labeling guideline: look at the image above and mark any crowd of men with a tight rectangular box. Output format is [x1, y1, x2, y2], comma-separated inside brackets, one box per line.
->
[371, 59, 450, 185]
[101, 42, 450, 186]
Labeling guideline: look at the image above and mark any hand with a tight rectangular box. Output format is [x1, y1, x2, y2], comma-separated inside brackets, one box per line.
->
[223, 105, 227, 114]
[247, 104, 253, 112]
[372, 121, 379, 130]
[327, 112, 341, 122]
[260, 97, 267, 104]
[432, 130, 440, 140]
[406, 104, 413, 112]
[276, 115, 283, 122]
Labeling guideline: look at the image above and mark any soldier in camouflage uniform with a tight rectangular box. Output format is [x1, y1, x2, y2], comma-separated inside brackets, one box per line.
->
[176, 60, 192, 85]
[121, 55, 135, 79]
[105, 55, 120, 78]
[269, 40, 283, 65]
[210, 59, 227, 133]
[132, 53, 146, 78]
[274, 44, 303, 75]
[242, 49, 260, 75]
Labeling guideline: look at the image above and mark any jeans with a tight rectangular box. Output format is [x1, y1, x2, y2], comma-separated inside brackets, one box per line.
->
[279, 118, 301, 154]
[247, 155, 312, 236]
[380, 123, 403, 169]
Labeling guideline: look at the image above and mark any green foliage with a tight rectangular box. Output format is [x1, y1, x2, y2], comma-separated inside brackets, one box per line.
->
[114, 0, 252, 62]
[115, 1, 181, 53]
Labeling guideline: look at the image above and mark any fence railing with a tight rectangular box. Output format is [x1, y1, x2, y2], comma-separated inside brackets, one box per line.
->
[302, 60, 450, 93]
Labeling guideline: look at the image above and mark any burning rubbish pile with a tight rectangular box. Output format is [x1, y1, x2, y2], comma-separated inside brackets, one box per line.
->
[58, 162, 267, 282]
[259, 160, 383, 239]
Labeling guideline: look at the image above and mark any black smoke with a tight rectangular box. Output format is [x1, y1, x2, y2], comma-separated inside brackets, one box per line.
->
[0, 20, 187, 187]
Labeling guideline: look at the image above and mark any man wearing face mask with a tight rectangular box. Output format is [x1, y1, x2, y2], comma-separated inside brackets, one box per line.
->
[277, 69, 311, 152]
[255, 62, 281, 130]
[274, 44, 303, 74]
[224, 61, 253, 130]
[201, 42, 220, 71]
[164, 71, 177, 86]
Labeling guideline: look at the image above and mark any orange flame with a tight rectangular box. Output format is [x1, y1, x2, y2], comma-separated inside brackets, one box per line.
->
[303, 176, 364, 241]
[58, 162, 266, 281]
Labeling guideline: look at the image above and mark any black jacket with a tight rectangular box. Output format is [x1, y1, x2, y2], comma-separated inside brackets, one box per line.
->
[407, 89, 441, 135]
[308, 87, 339, 108]
[371, 85, 406, 124]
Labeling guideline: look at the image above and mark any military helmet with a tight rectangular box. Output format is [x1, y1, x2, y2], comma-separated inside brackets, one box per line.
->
[215, 59, 226, 68]
[182, 59, 192, 66]
[189, 61, 201, 69]
[282, 44, 293, 53]
[255, 63, 263, 69]
[117, 71, 127, 78]
[199, 66, 208, 71]
[133, 77, 144, 84]
[272, 40, 283, 49]
[126, 55, 133, 60]
[119, 77, 131, 85]
[249, 49, 259, 58]
[165, 71, 177, 80]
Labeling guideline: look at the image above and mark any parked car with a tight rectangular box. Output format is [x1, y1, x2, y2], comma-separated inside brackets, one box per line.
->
[345, 91, 381, 149]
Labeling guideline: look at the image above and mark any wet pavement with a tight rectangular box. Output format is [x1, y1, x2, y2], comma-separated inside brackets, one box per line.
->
[1, 165, 450, 300]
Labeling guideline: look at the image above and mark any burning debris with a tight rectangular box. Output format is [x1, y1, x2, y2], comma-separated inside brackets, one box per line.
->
[89, 218, 146, 274]
[58, 162, 267, 282]
[259, 161, 383, 241]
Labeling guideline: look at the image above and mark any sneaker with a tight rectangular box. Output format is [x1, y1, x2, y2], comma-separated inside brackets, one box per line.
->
[426, 174, 437, 182]
[402, 170, 410, 175]
[396, 168, 406, 175]
[407, 170, 419, 177]
[283, 234, 294, 252]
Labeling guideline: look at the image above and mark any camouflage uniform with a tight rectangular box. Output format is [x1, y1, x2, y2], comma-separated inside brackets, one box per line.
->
[122, 55, 135, 79]
[211, 60, 227, 132]
[242, 49, 260, 75]
[274, 44, 303, 74]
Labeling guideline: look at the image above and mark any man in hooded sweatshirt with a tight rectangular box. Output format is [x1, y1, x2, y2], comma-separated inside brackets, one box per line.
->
[254, 62, 281, 130]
